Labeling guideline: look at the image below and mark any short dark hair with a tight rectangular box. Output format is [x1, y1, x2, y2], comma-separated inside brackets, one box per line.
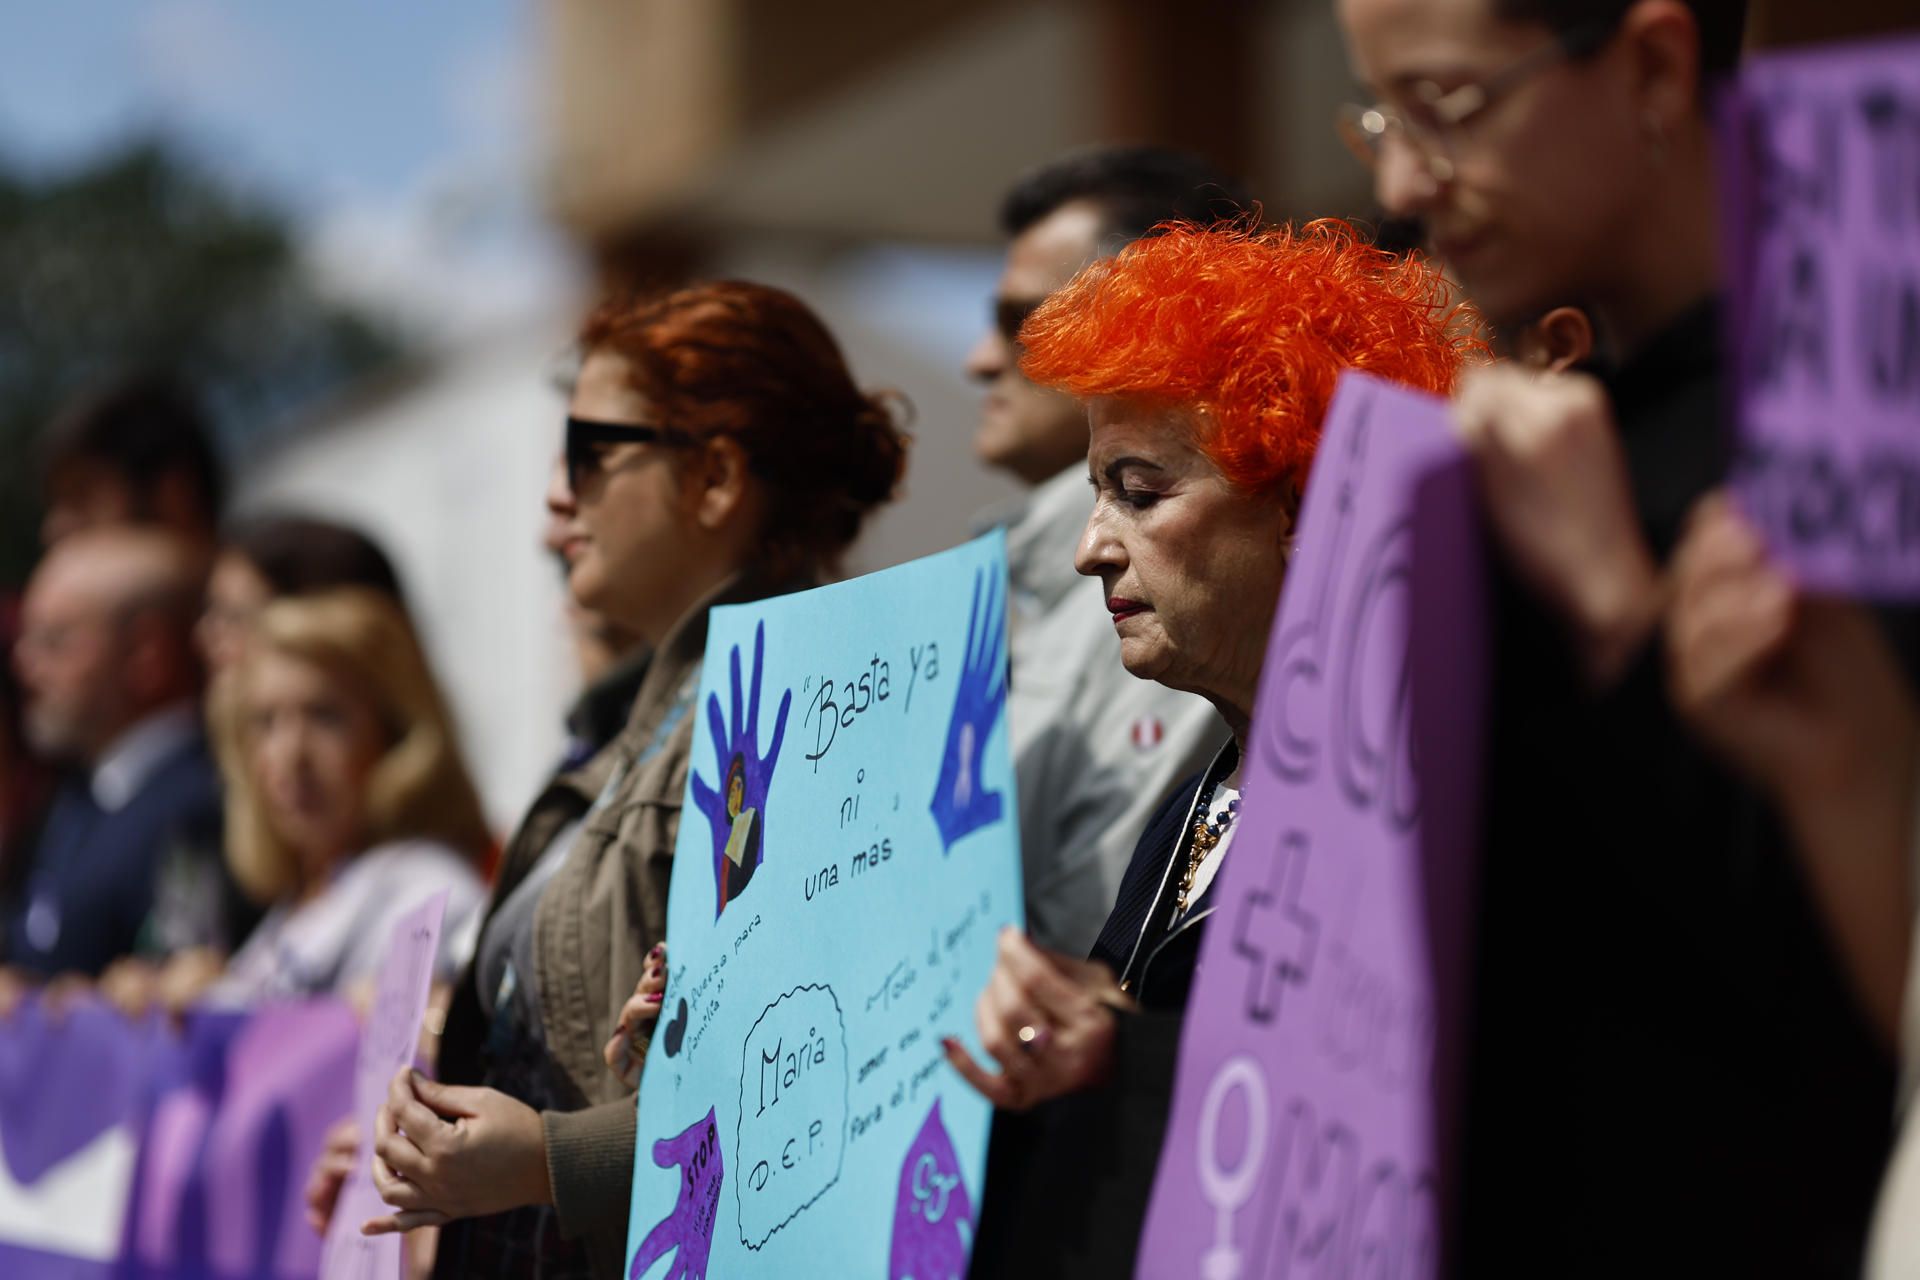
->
[1494, 0, 1748, 78]
[998, 145, 1253, 245]
[39, 374, 226, 523]
[222, 514, 407, 608]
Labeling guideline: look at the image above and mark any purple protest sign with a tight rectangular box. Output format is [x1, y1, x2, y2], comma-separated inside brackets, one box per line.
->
[0, 993, 360, 1280]
[1722, 36, 1920, 597]
[1134, 373, 1487, 1279]
[320, 890, 449, 1280]
[0, 999, 171, 1279]
[123, 1000, 359, 1280]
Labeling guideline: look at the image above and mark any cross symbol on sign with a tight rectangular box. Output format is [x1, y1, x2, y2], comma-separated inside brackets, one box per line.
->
[1231, 829, 1320, 1025]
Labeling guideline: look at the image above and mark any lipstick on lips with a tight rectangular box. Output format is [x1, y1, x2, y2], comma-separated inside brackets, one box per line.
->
[1107, 596, 1148, 624]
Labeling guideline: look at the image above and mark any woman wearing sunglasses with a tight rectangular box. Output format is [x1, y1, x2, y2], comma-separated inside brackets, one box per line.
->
[304, 281, 907, 1279]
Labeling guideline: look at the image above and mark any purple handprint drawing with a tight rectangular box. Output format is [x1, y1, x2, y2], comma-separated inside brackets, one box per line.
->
[691, 621, 791, 920]
[888, 1099, 976, 1280]
[929, 569, 1007, 852]
[630, 1108, 724, 1280]
[0, 997, 153, 1189]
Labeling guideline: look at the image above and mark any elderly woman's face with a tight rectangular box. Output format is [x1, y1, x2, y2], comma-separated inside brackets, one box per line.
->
[1075, 399, 1293, 719]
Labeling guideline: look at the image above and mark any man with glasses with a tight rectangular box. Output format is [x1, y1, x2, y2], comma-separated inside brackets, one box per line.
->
[1336, 2, 1899, 1276]
[963, 146, 1248, 956]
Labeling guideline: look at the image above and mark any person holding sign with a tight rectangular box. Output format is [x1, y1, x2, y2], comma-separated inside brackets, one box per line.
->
[1336, 0, 1900, 1272]
[337, 282, 908, 1280]
[1665, 505, 1920, 1279]
[945, 220, 1484, 1276]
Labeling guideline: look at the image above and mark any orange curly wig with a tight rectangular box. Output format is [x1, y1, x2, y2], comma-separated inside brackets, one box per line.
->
[1018, 218, 1487, 493]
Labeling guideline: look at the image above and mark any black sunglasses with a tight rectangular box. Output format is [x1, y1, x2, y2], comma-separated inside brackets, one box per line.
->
[993, 296, 1046, 346]
[564, 416, 697, 492]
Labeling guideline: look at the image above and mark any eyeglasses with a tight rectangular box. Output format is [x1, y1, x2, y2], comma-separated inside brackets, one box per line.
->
[564, 415, 696, 492]
[1336, 22, 1612, 184]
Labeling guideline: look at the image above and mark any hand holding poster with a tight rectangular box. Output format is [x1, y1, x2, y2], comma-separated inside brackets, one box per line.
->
[625, 533, 1023, 1279]
[1723, 35, 1920, 596]
[1135, 374, 1488, 1279]
[321, 890, 449, 1279]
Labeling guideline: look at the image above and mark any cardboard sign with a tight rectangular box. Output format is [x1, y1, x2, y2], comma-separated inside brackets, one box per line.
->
[320, 890, 449, 1280]
[1723, 36, 1920, 596]
[624, 533, 1024, 1279]
[1134, 374, 1488, 1278]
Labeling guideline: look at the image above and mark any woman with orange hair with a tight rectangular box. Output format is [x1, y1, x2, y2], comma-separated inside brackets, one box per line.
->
[945, 219, 1482, 1276]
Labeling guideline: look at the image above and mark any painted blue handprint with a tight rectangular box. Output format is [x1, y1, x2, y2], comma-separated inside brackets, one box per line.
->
[929, 568, 1007, 852]
[690, 621, 791, 920]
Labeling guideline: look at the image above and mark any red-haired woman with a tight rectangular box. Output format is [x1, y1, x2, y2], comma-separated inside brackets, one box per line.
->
[305, 281, 908, 1278]
[944, 220, 1483, 1276]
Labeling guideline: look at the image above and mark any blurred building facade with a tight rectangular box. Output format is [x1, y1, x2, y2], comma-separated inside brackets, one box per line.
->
[240, 0, 1916, 829]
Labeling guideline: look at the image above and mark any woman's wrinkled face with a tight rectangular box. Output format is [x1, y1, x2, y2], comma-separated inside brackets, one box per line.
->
[245, 647, 387, 877]
[1076, 399, 1293, 718]
[550, 349, 702, 643]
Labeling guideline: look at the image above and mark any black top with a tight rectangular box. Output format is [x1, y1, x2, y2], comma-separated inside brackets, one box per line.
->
[558, 646, 650, 773]
[1091, 741, 1236, 1007]
[969, 757, 1227, 1279]
[1457, 300, 1896, 1276]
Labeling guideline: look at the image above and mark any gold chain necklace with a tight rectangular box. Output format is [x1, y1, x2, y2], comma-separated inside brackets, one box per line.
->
[1175, 784, 1239, 914]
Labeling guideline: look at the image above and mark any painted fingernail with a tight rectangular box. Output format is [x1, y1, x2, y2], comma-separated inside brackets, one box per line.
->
[645, 992, 664, 1004]
[940, 1036, 959, 1054]
[649, 944, 664, 958]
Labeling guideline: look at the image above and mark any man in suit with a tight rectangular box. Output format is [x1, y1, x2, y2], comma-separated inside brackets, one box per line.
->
[4, 528, 226, 976]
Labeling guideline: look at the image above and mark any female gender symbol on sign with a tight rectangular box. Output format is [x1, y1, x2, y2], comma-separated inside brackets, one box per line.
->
[1197, 1055, 1270, 1280]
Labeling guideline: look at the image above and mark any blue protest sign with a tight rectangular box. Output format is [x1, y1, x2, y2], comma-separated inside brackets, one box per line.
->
[625, 532, 1024, 1279]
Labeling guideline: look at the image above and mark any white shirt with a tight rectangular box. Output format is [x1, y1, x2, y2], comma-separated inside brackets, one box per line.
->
[207, 839, 486, 1006]
[1865, 772, 1920, 1278]
[90, 702, 200, 812]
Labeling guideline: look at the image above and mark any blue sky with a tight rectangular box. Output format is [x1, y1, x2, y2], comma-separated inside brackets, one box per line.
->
[0, 0, 571, 339]
[0, 1, 1002, 366]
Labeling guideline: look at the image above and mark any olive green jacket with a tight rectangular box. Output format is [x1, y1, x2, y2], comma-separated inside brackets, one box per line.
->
[440, 573, 781, 1278]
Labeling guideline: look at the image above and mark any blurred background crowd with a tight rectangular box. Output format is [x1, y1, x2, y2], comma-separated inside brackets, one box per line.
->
[0, 0, 1901, 844]
[0, 0, 1916, 1274]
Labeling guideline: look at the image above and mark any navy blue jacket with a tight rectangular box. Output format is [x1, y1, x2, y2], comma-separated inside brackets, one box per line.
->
[969, 747, 1231, 1279]
[2, 733, 225, 976]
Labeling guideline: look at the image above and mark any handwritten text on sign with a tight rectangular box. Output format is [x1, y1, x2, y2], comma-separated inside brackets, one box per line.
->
[626, 533, 1023, 1280]
[1135, 374, 1488, 1280]
[1725, 36, 1920, 596]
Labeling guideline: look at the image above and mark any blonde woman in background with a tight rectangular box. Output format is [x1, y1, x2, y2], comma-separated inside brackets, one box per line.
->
[166, 586, 491, 1007]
